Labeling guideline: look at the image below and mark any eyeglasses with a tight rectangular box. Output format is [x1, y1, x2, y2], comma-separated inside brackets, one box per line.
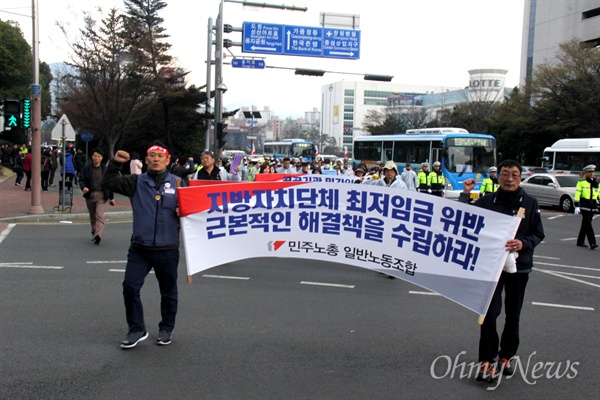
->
[499, 173, 521, 179]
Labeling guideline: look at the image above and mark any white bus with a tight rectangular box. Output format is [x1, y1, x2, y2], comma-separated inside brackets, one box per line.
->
[263, 139, 316, 161]
[542, 138, 600, 174]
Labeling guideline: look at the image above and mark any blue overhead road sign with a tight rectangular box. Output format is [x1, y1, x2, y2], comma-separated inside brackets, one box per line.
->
[242, 22, 283, 54]
[323, 27, 360, 59]
[284, 24, 323, 57]
[232, 59, 266, 69]
[243, 21, 360, 60]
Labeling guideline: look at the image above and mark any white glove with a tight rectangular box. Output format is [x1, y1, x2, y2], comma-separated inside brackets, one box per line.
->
[503, 252, 519, 273]
[427, 189, 432, 193]
[574, 207, 581, 215]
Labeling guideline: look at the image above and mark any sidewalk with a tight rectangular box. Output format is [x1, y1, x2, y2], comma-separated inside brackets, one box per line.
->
[0, 168, 132, 223]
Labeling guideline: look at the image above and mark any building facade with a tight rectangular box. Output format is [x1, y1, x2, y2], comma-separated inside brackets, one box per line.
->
[320, 68, 511, 154]
[520, 0, 600, 86]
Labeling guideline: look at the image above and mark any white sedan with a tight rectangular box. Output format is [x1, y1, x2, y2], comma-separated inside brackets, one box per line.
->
[520, 173, 580, 212]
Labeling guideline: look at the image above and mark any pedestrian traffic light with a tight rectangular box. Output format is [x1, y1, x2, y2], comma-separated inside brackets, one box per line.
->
[22, 98, 31, 129]
[216, 122, 228, 149]
[3, 98, 20, 129]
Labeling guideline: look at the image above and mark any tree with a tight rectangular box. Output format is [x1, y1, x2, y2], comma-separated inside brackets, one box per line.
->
[488, 38, 600, 165]
[529, 38, 600, 139]
[489, 88, 541, 163]
[362, 108, 408, 135]
[57, 3, 213, 158]
[0, 20, 31, 100]
[1, 19, 52, 136]
[58, 8, 156, 156]
[447, 100, 496, 134]
[119, 85, 210, 160]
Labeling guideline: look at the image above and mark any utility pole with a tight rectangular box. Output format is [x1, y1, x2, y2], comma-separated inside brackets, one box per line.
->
[28, 0, 43, 215]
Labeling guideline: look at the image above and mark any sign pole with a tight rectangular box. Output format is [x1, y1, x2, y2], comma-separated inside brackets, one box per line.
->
[213, 0, 224, 157]
[205, 17, 213, 152]
[61, 122, 66, 212]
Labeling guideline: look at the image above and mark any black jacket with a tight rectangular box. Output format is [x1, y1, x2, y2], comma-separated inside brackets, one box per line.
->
[79, 164, 113, 201]
[460, 187, 545, 272]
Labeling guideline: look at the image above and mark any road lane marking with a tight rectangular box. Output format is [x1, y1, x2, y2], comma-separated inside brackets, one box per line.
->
[534, 268, 600, 288]
[535, 262, 599, 271]
[542, 270, 600, 279]
[532, 302, 594, 311]
[109, 269, 154, 274]
[88, 261, 127, 264]
[409, 291, 441, 296]
[547, 215, 564, 220]
[0, 223, 15, 244]
[559, 235, 600, 241]
[534, 255, 561, 260]
[0, 263, 63, 270]
[300, 281, 354, 289]
[202, 274, 250, 280]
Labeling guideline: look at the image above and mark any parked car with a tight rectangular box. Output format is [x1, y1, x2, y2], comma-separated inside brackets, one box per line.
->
[520, 173, 580, 212]
[521, 166, 549, 180]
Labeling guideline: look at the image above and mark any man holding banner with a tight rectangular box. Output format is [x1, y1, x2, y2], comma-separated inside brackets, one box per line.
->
[460, 160, 545, 383]
[103, 142, 182, 349]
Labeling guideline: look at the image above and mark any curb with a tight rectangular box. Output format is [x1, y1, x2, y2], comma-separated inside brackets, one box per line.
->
[0, 211, 133, 224]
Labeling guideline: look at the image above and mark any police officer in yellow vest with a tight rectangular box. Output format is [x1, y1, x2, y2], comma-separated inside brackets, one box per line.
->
[428, 161, 445, 197]
[417, 162, 430, 193]
[480, 166, 499, 196]
[574, 164, 599, 249]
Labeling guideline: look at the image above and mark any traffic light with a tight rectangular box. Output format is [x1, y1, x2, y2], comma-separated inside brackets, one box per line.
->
[22, 98, 31, 129]
[216, 122, 228, 149]
[295, 68, 325, 77]
[3, 98, 20, 129]
[364, 74, 394, 82]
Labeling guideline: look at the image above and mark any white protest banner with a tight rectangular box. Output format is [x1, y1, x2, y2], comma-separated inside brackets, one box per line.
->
[254, 173, 357, 184]
[178, 181, 520, 315]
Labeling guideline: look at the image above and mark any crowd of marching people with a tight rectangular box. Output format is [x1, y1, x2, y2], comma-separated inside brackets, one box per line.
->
[164, 152, 452, 198]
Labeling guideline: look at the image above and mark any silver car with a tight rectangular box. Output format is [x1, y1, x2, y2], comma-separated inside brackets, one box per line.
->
[520, 173, 580, 212]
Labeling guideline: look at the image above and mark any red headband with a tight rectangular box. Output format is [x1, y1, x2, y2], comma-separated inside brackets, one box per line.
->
[147, 145, 169, 157]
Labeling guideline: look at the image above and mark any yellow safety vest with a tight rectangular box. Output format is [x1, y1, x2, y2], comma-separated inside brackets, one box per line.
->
[480, 177, 499, 195]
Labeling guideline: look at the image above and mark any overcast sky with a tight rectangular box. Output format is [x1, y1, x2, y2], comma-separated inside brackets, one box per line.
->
[2, 0, 526, 118]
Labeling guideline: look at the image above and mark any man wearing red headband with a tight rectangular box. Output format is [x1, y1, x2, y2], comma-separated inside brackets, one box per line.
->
[102, 141, 183, 349]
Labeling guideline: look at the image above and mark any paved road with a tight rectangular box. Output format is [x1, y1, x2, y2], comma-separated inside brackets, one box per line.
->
[0, 214, 598, 400]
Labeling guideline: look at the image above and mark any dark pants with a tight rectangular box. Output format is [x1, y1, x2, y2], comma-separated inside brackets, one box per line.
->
[123, 246, 179, 333]
[577, 211, 596, 246]
[24, 170, 32, 189]
[41, 171, 50, 191]
[479, 271, 529, 362]
[14, 167, 24, 184]
[49, 167, 57, 184]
